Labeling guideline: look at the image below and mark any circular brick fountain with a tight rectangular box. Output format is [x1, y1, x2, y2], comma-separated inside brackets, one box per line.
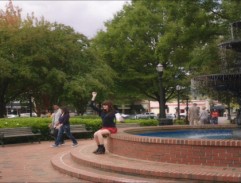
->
[107, 125, 241, 167]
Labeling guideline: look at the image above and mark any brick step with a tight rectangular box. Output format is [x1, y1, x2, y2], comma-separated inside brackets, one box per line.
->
[69, 143, 241, 183]
[51, 150, 180, 183]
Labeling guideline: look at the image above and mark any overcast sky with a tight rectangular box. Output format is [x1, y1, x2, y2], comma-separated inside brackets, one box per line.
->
[0, 1, 130, 38]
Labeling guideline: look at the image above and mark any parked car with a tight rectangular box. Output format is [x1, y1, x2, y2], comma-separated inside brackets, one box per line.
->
[135, 112, 157, 119]
[120, 113, 130, 119]
[20, 113, 37, 117]
[166, 113, 176, 120]
[7, 114, 18, 118]
[180, 114, 186, 119]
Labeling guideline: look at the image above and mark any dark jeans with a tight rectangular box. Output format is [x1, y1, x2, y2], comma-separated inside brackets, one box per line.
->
[55, 124, 77, 145]
[210, 117, 218, 124]
[53, 128, 64, 144]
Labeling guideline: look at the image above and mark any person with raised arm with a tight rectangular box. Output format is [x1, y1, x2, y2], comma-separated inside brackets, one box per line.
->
[90, 92, 123, 154]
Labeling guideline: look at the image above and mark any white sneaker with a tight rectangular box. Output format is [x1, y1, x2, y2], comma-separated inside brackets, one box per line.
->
[51, 144, 59, 148]
[59, 142, 65, 146]
[72, 143, 78, 147]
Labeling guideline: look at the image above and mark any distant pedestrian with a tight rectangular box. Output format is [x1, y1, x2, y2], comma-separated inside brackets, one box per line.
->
[90, 91, 123, 154]
[188, 103, 199, 125]
[210, 109, 219, 124]
[199, 106, 209, 125]
[51, 107, 78, 147]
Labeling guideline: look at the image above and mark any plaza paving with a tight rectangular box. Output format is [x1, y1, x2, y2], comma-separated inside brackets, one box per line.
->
[0, 140, 91, 183]
[0, 140, 190, 183]
[0, 138, 240, 182]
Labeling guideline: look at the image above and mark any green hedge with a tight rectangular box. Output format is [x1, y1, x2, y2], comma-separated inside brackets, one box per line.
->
[135, 119, 158, 126]
[0, 117, 158, 128]
[0, 117, 158, 140]
[173, 119, 187, 125]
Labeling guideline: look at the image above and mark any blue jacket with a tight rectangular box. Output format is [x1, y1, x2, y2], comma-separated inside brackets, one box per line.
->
[90, 101, 116, 128]
[59, 113, 70, 125]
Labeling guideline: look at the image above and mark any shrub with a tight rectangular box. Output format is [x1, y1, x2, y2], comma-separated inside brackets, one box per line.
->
[137, 119, 158, 126]
[0, 117, 159, 143]
[173, 119, 186, 125]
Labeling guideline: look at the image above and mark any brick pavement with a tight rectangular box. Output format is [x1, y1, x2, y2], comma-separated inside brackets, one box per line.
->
[0, 140, 92, 183]
[0, 139, 194, 183]
[1, 138, 240, 183]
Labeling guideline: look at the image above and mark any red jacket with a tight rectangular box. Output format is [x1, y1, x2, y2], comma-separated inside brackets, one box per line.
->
[211, 111, 219, 118]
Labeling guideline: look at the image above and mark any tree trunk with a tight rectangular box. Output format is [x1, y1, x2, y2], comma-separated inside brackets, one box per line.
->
[0, 97, 6, 118]
[0, 80, 8, 118]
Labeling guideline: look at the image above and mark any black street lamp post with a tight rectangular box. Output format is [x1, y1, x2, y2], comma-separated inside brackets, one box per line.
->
[186, 97, 189, 122]
[156, 63, 166, 119]
[176, 85, 181, 120]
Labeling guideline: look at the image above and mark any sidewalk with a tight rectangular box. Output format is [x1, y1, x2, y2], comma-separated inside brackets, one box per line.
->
[1, 138, 239, 182]
[0, 140, 92, 183]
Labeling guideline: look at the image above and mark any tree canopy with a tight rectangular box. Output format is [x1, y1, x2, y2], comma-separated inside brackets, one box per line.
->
[0, 1, 115, 117]
[2, 0, 241, 117]
[92, 0, 241, 110]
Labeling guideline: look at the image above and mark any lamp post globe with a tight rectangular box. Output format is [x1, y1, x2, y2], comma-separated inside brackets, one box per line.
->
[156, 63, 164, 72]
[176, 85, 181, 91]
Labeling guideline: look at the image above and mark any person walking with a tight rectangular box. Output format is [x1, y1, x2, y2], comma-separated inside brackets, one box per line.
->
[188, 103, 200, 125]
[49, 105, 64, 145]
[199, 106, 209, 125]
[90, 91, 122, 154]
[51, 107, 78, 147]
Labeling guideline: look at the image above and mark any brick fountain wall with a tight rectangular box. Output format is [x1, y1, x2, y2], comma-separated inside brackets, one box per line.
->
[107, 125, 241, 167]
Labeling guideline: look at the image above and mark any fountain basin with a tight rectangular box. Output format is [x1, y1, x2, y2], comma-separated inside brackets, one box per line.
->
[107, 125, 241, 167]
[138, 129, 233, 139]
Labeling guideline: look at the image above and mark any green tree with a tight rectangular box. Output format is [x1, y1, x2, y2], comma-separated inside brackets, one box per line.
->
[92, 0, 223, 116]
[189, 0, 241, 106]
[62, 48, 116, 115]
[0, 1, 115, 117]
[0, 1, 24, 117]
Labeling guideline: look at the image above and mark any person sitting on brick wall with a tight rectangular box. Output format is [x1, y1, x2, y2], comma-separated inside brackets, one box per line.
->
[90, 91, 123, 154]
